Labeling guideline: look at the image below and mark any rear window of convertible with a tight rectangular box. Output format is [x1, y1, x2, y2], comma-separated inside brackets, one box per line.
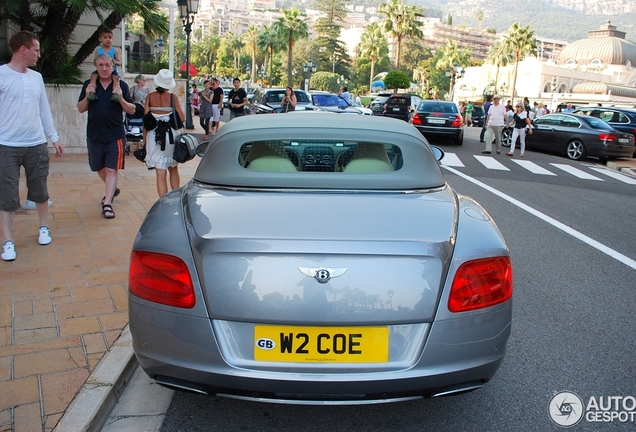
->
[239, 140, 403, 173]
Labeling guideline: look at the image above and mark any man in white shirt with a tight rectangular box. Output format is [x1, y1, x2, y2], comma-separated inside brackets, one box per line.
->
[0, 31, 64, 261]
[482, 95, 507, 154]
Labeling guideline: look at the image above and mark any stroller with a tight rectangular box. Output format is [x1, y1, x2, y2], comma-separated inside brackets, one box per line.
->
[125, 103, 145, 156]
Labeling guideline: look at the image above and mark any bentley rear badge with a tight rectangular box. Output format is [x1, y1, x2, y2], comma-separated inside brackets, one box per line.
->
[298, 267, 348, 284]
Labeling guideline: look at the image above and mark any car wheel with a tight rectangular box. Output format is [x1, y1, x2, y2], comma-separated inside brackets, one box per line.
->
[501, 128, 512, 148]
[566, 140, 586, 160]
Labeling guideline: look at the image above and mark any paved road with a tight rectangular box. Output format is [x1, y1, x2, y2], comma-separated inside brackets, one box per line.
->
[103, 126, 636, 431]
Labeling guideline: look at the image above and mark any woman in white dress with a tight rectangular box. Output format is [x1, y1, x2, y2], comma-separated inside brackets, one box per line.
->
[143, 69, 186, 197]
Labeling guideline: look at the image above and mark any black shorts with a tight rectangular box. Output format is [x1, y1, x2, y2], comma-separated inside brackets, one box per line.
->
[87, 138, 126, 171]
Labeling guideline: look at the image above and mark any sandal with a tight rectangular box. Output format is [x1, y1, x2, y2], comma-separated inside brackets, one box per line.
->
[101, 187, 120, 205]
[101, 204, 116, 219]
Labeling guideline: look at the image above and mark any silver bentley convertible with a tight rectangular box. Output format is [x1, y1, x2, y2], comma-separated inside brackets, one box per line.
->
[129, 113, 512, 404]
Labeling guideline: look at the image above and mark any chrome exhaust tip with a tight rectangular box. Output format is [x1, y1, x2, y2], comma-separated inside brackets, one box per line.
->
[154, 376, 209, 395]
[430, 382, 484, 398]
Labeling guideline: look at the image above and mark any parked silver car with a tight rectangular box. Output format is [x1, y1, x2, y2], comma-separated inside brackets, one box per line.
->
[129, 113, 512, 404]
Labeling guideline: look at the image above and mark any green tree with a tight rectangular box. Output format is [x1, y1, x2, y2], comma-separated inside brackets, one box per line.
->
[243, 25, 261, 82]
[313, 0, 349, 75]
[310, 71, 341, 92]
[399, 39, 432, 75]
[378, 0, 424, 68]
[435, 39, 470, 99]
[476, 10, 484, 31]
[485, 40, 513, 97]
[384, 70, 410, 91]
[358, 22, 388, 90]
[503, 22, 537, 105]
[272, 8, 309, 87]
[258, 24, 286, 88]
[0, 0, 169, 83]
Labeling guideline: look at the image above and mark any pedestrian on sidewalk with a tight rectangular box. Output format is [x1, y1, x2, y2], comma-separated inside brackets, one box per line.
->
[198, 80, 213, 139]
[143, 69, 186, 197]
[210, 77, 224, 134]
[228, 77, 248, 121]
[0, 31, 64, 261]
[77, 53, 136, 219]
[482, 95, 506, 154]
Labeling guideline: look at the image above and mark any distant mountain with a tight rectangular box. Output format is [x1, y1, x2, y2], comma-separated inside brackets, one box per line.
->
[412, 0, 636, 42]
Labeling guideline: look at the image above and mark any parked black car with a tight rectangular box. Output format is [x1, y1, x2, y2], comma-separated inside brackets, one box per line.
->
[501, 113, 635, 160]
[369, 93, 393, 116]
[471, 106, 485, 127]
[410, 100, 464, 145]
[382, 94, 422, 122]
[249, 88, 315, 114]
[573, 106, 636, 156]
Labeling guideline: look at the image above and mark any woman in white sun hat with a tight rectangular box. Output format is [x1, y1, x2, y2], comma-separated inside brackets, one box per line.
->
[143, 69, 186, 197]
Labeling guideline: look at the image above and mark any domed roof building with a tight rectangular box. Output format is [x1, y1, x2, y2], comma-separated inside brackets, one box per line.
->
[454, 21, 636, 107]
[557, 21, 636, 69]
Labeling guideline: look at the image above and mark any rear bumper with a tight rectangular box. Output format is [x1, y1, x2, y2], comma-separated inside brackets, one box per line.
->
[130, 300, 511, 403]
[414, 126, 463, 140]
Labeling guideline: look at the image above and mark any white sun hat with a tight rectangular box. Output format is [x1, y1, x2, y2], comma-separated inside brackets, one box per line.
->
[154, 69, 176, 90]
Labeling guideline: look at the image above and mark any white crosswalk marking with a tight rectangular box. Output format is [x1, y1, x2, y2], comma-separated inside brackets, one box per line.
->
[474, 155, 510, 171]
[440, 152, 464, 167]
[511, 160, 557, 175]
[588, 167, 636, 184]
[550, 163, 604, 180]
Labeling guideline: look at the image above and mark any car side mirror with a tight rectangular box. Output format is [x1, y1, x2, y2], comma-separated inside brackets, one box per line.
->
[430, 145, 444, 162]
[196, 141, 210, 157]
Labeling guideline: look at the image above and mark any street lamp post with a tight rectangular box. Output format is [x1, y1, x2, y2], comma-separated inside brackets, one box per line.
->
[550, 76, 558, 112]
[178, 0, 199, 130]
[445, 63, 465, 102]
[153, 37, 165, 64]
[302, 58, 317, 92]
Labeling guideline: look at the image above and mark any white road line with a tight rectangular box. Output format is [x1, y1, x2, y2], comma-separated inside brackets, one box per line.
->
[511, 160, 557, 175]
[440, 152, 465, 167]
[588, 167, 636, 185]
[474, 155, 510, 171]
[550, 163, 604, 180]
[442, 165, 636, 271]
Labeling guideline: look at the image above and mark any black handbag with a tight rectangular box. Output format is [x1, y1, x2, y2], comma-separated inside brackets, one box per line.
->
[172, 133, 198, 163]
[133, 147, 146, 162]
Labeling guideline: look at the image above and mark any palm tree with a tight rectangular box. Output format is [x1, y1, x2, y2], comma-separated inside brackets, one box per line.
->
[192, 34, 220, 72]
[503, 23, 537, 105]
[272, 8, 309, 87]
[476, 10, 484, 31]
[224, 32, 244, 72]
[243, 25, 260, 82]
[486, 40, 513, 95]
[257, 24, 285, 88]
[358, 23, 388, 90]
[378, 0, 424, 68]
[435, 39, 470, 100]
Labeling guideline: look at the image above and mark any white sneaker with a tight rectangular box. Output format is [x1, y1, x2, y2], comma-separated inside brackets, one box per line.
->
[1, 241, 16, 261]
[38, 226, 52, 245]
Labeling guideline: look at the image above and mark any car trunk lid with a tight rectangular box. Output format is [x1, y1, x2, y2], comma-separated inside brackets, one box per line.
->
[186, 188, 457, 325]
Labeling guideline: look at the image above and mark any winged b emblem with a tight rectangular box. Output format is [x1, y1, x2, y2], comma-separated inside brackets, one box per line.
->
[298, 267, 348, 284]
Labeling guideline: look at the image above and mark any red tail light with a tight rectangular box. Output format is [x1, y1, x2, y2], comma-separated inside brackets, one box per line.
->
[129, 251, 195, 308]
[448, 256, 512, 313]
[598, 133, 617, 142]
[451, 115, 463, 127]
[411, 113, 422, 125]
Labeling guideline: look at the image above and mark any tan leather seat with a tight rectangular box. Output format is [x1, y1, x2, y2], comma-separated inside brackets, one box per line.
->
[245, 142, 297, 172]
[343, 143, 394, 173]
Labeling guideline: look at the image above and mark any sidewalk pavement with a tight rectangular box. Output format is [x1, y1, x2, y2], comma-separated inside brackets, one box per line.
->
[2, 123, 634, 431]
[0, 120, 211, 432]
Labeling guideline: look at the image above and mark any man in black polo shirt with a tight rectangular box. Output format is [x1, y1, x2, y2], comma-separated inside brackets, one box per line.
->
[77, 54, 136, 219]
[228, 77, 248, 121]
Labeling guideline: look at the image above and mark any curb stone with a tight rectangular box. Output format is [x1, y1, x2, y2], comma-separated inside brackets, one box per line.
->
[53, 326, 137, 432]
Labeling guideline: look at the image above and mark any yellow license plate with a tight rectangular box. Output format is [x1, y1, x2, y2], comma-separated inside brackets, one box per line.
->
[254, 325, 389, 363]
